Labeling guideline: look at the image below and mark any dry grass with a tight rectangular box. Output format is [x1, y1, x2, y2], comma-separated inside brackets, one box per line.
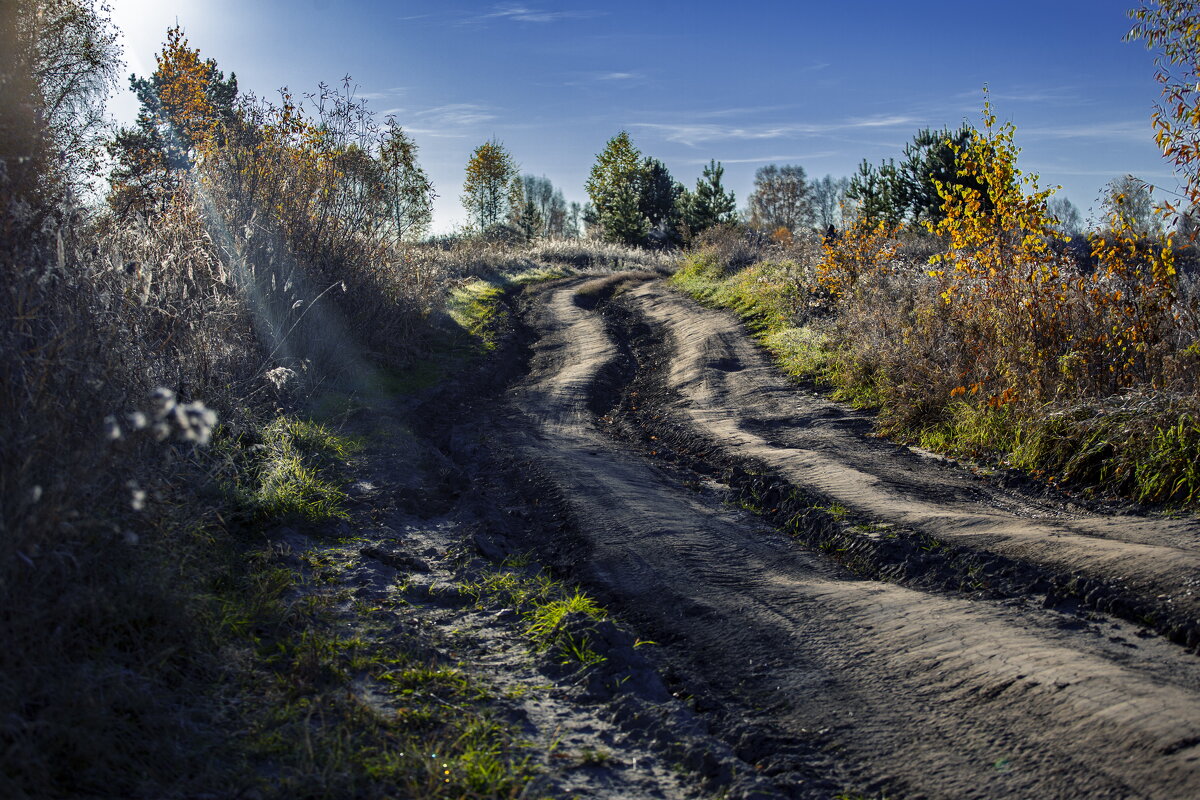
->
[673, 224, 1200, 506]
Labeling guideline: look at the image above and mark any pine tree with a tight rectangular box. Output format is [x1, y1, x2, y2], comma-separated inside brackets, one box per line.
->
[585, 131, 652, 245]
[604, 181, 650, 246]
[846, 158, 906, 227]
[639, 157, 685, 245]
[107, 26, 239, 217]
[899, 126, 978, 226]
[682, 160, 737, 235]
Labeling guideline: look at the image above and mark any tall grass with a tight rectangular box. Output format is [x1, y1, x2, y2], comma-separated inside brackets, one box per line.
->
[672, 198, 1200, 506]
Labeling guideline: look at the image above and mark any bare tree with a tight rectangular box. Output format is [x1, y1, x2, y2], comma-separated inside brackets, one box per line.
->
[1048, 195, 1084, 237]
[519, 174, 568, 237]
[3, 0, 121, 199]
[746, 164, 813, 232]
[810, 174, 851, 230]
[1102, 174, 1160, 236]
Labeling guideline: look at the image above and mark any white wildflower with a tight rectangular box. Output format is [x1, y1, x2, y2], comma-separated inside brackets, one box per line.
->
[264, 366, 297, 392]
[103, 415, 122, 441]
[126, 411, 148, 430]
[29, 485, 42, 504]
[127, 480, 146, 512]
[150, 387, 176, 418]
[178, 401, 217, 445]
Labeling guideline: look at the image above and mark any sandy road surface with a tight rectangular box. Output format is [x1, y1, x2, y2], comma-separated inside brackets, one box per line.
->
[483, 273, 1200, 799]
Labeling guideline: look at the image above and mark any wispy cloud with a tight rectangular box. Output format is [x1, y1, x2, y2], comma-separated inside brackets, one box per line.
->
[416, 104, 496, 126]
[358, 87, 407, 101]
[845, 114, 921, 129]
[405, 103, 498, 137]
[1021, 121, 1155, 142]
[683, 152, 836, 165]
[953, 86, 1081, 105]
[633, 114, 924, 147]
[471, 4, 602, 24]
[689, 104, 798, 119]
[596, 71, 638, 81]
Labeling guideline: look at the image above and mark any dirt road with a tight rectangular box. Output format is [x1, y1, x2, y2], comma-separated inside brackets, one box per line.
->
[466, 272, 1200, 799]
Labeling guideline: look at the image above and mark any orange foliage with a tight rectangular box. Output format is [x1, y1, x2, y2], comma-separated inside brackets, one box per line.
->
[925, 96, 1184, 403]
[154, 26, 222, 156]
[815, 219, 899, 299]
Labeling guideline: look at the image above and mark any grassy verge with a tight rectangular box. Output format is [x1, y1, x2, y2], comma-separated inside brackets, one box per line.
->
[447, 265, 572, 352]
[671, 252, 1200, 506]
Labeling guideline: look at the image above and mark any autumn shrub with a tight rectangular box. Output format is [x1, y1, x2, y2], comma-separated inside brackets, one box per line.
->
[677, 101, 1200, 505]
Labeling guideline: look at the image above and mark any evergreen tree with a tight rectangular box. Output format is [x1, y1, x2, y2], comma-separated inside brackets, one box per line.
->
[846, 158, 906, 227]
[605, 181, 650, 246]
[107, 26, 239, 217]
[585, 131, 652, 245]
[639, 157, 685, 245]
[683, 160, 737, 235]
[899, 126, 977, 225]
[511, 181, 545, 240]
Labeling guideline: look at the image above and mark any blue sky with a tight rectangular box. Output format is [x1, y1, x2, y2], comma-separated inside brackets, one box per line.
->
[108, 0, 1173, 233]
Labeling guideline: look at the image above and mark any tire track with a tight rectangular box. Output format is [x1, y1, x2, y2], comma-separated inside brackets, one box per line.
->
[619, 280, 1200, 647]
[490, 274, 1200, 799]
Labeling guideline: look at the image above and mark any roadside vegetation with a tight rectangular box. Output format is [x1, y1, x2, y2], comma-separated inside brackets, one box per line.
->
[673, 100, 1200, 504]
[668, 3, 1200, 508]
[0, 5, 654, 797]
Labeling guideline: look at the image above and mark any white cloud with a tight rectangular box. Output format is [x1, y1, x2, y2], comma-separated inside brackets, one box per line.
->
[1020, 121, 1155, 142]
[415, 103, 497, 126]
[684, 152, 837, 165]
[473, 5, 601, 24]
[404, 103, 499, 137]
[633, 114, 924, 147]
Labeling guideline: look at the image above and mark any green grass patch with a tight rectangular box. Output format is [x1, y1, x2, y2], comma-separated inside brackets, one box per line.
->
[461, 559, 608, 666]
[231, 417, 362, 525]
[447, 265, 573, 355]
[210, 552, 534, 799]
[447, 280, 507, 352]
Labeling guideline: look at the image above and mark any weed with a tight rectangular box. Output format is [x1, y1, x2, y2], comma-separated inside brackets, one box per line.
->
[461, 563, 610, 666]
[232, 417, 361, 524]
[577, 747, 612, 766]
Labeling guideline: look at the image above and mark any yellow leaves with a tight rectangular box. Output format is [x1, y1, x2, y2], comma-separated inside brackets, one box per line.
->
[815, 219, 899, 299]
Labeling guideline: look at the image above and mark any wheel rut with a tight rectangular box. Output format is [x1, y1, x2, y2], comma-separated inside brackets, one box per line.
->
[485, 272, 1200, 799]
